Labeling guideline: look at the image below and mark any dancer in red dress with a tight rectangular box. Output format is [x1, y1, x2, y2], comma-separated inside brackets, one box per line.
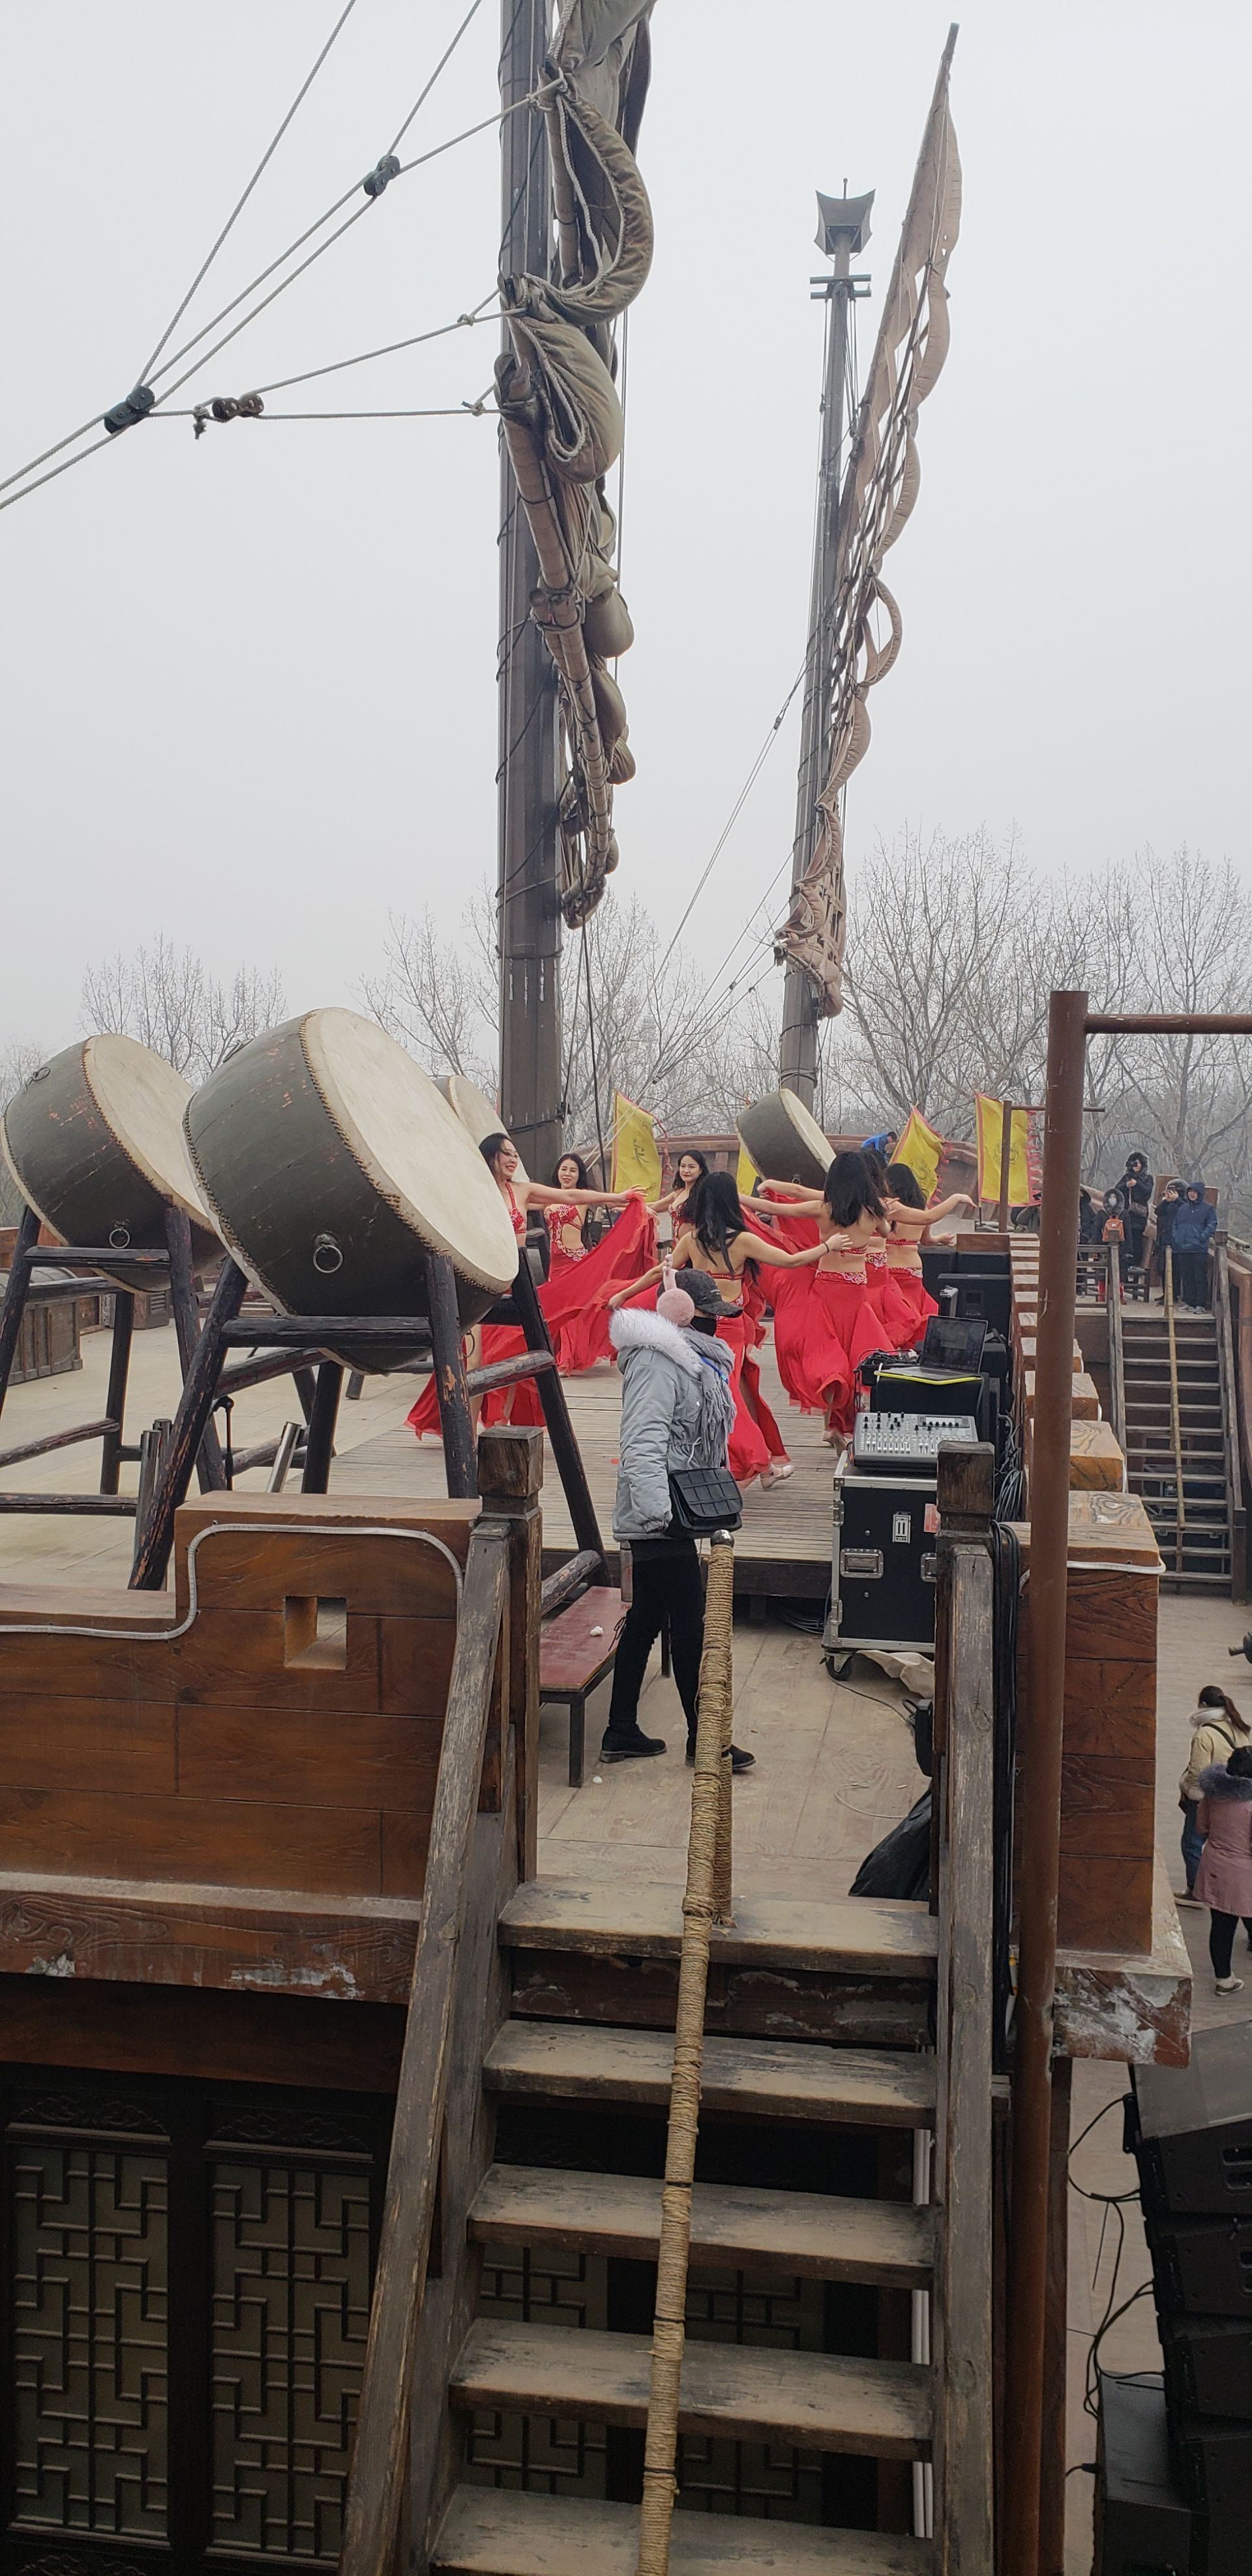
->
[743, 1154, 896, 1440]
[407, 1133, 637, 1440]
[608, 1171, 840, 1490]
[882, 1162, 975, 1338]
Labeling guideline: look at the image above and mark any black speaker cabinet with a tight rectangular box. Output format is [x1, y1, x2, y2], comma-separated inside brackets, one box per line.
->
[1094, 2373, 1191, 2575]
[1160, 2311, 1252, 2420]
[1171, 2409, 1252, 2573]
[1144, 2206, 1252, 2318]
[1130, 2025, 1252, 2218]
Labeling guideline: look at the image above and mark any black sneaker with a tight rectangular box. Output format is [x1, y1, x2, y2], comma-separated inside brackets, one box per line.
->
[686, 1743, 756, 1775]
[600, 1730, 666, 1761]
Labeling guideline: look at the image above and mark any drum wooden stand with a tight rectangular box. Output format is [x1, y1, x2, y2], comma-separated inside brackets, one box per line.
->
[0, 1201, 237, 1521]
[128, 1248, 608, 1598]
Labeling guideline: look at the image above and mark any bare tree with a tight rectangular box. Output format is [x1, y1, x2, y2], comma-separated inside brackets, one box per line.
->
[362, 896, 498, 1096]
[0, 1038, 47, 1223]
[1081, 848, 1252, 1192]
[82, 938, 285, 1083]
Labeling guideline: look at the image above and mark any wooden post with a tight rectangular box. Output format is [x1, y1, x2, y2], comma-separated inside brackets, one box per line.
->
[635, 1532, 736, 2576]
[164, 1203, 226, 1490]
[98, 1289, 134, 1494]
[1039, 2056, 1073, 2576]
[0, 1202, 40, 1427]
[932, 1443, 996, 2576]
[299, 1359, 344, 1494]
[1004, 989, 1087, 2576]
[128, 1257, 248, 1589]
[511, 1251, 606, 1570]
[477, 1426, 544, 1883]
[340, 1520, 511, 2576]
[428, 1250, 478, 1501]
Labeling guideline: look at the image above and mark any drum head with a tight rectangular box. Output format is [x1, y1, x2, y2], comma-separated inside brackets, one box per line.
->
[1, 1033, 218, 1280]
[83, 1035, 215, 1231]
[736, 1088, 833, 1190]
[441, 1072, 529, 1186]
[305, 1015, 518, 1294]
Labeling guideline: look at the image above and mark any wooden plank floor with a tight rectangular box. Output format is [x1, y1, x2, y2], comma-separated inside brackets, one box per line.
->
[0, 1321, 912, 1906]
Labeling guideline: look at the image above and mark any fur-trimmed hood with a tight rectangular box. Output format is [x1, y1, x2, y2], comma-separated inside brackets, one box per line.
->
[610, 1306, 733, 1382]
[1198, 1760, 1252, 1801]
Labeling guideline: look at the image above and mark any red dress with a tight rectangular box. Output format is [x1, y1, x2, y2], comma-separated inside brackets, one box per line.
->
[799, 1268, 888, 1435]
[867, 1246, 922, 1349]
[885, 1261, 938, 1340]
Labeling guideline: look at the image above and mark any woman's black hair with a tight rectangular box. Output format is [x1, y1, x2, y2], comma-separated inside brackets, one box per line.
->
[823, 1150, 885, 1229]
[1125, 1152, 1148, 1175]
[675, 1146, 710, 1182]
[479, 1131, 511, 1169]
[884, 1160, 925, 1211]
[691, 1169, 745, 1270]
[1227, 1745, 1252, 1778]
[862, 1145, 890, 1191]
[551, 1150, 589, 1189]
[1199, 1686, 1251, 1735]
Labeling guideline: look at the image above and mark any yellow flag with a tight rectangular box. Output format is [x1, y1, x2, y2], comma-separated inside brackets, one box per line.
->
[976, 1094, 1032, 1206]
[736, 1140, 759, 1195]
[610, 1091, 663, 1199]
[894, 1107, 944, 1201]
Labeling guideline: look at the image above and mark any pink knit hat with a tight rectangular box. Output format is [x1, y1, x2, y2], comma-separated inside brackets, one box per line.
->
[657, 1285, 696, 1326]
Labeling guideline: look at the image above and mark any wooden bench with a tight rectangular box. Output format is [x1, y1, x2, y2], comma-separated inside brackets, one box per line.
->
[539, 1586, 626, 1787]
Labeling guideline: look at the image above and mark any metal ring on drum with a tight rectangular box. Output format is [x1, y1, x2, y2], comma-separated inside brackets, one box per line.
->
[1, 1034, 221, 1289]
[736, 1088, 834, 1191]
[185, 1009, 520, 1371]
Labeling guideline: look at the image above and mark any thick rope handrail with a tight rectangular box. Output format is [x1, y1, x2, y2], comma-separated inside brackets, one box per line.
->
[635, 1532, 735, 2576]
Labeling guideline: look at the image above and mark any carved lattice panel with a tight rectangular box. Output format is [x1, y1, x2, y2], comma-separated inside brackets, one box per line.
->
[468, 2242, 607, 2493]
[9, 2140, 169, 2537]
[208, 2160, 372, 2561]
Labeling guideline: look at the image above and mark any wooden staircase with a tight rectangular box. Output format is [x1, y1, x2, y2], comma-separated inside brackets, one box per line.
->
[428, 1887, 942, 2575]
[1120, 1307, 1234, 1587]
[340, 1439, 998, 2576]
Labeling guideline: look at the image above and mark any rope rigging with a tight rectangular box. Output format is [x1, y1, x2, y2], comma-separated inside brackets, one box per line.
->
[0, 1, 513, 515]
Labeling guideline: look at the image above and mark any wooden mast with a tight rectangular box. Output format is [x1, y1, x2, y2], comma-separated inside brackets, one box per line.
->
[779, 192, 872, 1107]
[498, 0, 563, 1180]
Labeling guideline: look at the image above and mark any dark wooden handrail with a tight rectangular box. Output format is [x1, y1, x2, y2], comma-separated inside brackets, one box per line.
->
[340, 1516, 511, 2573]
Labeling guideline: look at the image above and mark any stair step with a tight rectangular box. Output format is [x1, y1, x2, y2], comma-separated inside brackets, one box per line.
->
[433, 2486, 932, 2575]
[450, 2320, 932, 2459]
[484, 2022, 935, 2129]
[498, 1879, 936, 1982]
[470, 2165, 933, 2287]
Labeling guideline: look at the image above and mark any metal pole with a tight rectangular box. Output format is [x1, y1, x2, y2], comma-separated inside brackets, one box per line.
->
[780, 235, 854, 1107]
[997, 1098, 1013, 1236]
[1004, 988, 1088, 2576]
[498, 0, 562, 1179]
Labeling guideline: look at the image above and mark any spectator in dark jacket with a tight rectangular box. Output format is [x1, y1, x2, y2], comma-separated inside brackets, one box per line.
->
[1150, 1181, 1180, 1295]
[1172, 1184, 1217, 1309]
[1077, 1188, 1100, 1244]
[1119, 1153, 1154, 1269]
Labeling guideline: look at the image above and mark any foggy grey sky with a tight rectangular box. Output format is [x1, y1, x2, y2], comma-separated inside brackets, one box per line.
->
[1, 1, 1249, 1058]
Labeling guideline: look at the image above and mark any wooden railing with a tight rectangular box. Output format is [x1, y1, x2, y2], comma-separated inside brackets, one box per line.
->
[1213, 1240, 1248, 1599]
[1104, 1241, 1126, 1447]
[931, 1445, 996, 2575]
[340, 1427, 543, 2576]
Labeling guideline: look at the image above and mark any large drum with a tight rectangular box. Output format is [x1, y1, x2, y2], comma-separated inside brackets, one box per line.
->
[737, 1088, 833, 1191]
[440, 1072, 529, 1182]
[185, 1010, 519, 1368]
[1, 1034, 220, 1286]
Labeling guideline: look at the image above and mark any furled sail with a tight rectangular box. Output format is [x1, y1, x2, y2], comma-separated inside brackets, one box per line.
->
[775, 27, 961, 1013]
[496, 2, 654, 928]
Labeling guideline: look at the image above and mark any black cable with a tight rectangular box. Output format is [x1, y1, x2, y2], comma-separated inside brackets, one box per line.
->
[989, 1517, 1019, 2075]
[139, 0, 362, 383]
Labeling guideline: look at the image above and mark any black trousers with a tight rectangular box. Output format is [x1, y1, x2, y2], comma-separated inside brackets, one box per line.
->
[1208, 1911, 1252, 1980]
[1172, 1246, 1209, 1307]
[606, 1540, 704, 1745]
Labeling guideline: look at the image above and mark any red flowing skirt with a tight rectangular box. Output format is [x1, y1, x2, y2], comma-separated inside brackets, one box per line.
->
[789, 1271, 888, 1435]
[868, 1259, 924, 1349]
[716, 1308, 786, 1486]
[884, 1265, 938, 1340]
[406, 1194, 657, 1441]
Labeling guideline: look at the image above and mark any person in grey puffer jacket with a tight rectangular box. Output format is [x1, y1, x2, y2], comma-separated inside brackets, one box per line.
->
[600, 1272, 754, 1771]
